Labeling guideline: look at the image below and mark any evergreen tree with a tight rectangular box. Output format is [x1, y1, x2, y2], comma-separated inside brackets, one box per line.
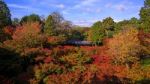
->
[0, 0, 12, 28]
[140, 0, 150, 32]
[102, 17, 115, 37]
[88, 21, 105, 45]
[44, 15, 55, 36]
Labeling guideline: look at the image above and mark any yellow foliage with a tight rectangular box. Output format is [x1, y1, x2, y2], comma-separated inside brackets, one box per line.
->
[108, 27, 143, 65]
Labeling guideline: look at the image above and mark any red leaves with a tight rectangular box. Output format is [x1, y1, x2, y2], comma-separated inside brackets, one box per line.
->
[47, 36, 66, 45]
[3, 26, 15, 35]
[44, 57, 52, 63]
[92, 55, 111, 64]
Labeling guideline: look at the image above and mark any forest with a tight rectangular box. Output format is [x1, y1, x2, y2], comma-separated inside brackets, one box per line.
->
[0, 0, 150, 84]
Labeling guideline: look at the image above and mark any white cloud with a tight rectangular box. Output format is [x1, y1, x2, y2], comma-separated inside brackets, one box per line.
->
[105, 3, 126, 11]
[74, 21, 92, 27]
[74, 0, 99, 8]
[62, 10, 69, 15]
[105, 3, 112, 8]
[55, 4, 65, 9]
[73, 19, 100, 27]
[104, 0, 140, 12]
[114, 4, 126, 11]
[114, 19, 122, 22]
[96, 9, 101, 13]
[82, 8, 101, 13]
[8, 4, 30, 9]
[8, 3, 39, 12]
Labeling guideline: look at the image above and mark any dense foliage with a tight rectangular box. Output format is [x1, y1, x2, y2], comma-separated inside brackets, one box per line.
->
[20, 14, 41, 24]
[140, 0, 150, 32]
[0, 0, 150, 84]
[0, 0, 11, 28]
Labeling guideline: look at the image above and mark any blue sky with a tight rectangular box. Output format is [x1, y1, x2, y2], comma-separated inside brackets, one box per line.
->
[5, 0, 144, 27]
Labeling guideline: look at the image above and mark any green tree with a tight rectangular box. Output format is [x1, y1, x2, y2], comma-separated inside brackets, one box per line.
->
[88, 21, 105, 45]
[140, 0, 150, 32]
[0, 0, 12, 28]
[102, 17, 115, 30]
[130, 17, 139, 25]
[44, 12, 70, 36]
[44, 15, 55, 36]
[102, 17, 115, 37]
[20, 14, 41, 24]
[114, 19, 139, 33]
[0, 0, 12, 42]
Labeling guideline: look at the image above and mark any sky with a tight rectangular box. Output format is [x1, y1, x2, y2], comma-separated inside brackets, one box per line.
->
[5, 0, 144, 27]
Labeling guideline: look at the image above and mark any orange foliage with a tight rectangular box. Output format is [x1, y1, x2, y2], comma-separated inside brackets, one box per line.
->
[108, 27, 143, 65]
[12, 22, 41, 41]
[3, 26, 15, 35]
[4, 22, 47, 52]
[47, 36, 66, 45]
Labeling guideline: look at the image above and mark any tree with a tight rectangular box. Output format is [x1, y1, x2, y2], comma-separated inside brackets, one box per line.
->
[114, 18, 139, 33]
[4, 22, 46, 54]
[0, 0, 12, 28]
[129, 17, 139, 25]
[140, 0, 150, 32]
[102, 17, 115, 37]
[0, 0, 12, 42]
[51, 12, 64, 30]
[102, 17, 115, 30]
[108, 27, 143, 68]
[44, 12, 66, 36]
[20, 14, 41, 24]
[13, 22, 45, 48]
[88, 21, 105, 45]
[44, 15, 55, 36]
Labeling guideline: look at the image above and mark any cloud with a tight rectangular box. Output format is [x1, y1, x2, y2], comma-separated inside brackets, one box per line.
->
[69, 0, 102, 14]
[82, 8, 101, 13]
[8, 4, 30, 9]
[105, 3, 126, 12]
[55, 4, 65, 9]
[8, 3, 39, 11]
[74, 0, 99, 8]
[6, 0, 143, 27]
[105, 3, 112, 8]
[73, 19, 99, 27]
[62, 10, 69, 15]
[114, 4, 126, 11]
[74, 20, 92, 27]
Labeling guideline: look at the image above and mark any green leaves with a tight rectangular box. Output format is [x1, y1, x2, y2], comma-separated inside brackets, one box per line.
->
[0, 1, 11, 28]
[140, 0, 150, 32]
[88, 17, 115, 45]
[20, 14, 41, 24]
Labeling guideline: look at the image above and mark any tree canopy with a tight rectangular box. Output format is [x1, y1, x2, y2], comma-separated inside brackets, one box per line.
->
[140, 0, 150, 32]
[0, 0, 11, 28]
[20, 14, 41, 24]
